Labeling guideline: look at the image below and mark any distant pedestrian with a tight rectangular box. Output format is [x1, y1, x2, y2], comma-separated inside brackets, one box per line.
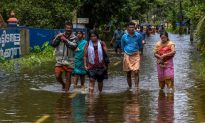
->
[110, 25, 124, 54]
[138, 26, 146, 55]
[102, 24, 111, 41]
[159, 24, 165, 34]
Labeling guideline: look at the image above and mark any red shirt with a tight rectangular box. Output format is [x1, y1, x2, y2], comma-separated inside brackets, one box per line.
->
[158, 46, 172, 61]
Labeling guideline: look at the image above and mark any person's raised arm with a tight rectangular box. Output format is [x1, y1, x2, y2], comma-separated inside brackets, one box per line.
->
[61, 36, 78, 50]
[51, 33, 63, 47]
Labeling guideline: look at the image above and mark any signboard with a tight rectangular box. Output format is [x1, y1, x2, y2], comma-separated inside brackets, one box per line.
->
[0, 29, 21, 59]
[77, 18, 89, 24]
[0, 27, 88, 60]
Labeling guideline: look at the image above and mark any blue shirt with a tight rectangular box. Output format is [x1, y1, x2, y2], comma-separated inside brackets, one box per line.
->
[113, 30, 124, 41]
[138, 31, 146, 40]
[121, 32, 142, 55]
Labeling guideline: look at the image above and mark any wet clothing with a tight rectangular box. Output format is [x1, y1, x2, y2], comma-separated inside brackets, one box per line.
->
[121, 32, 142, 72]
[73, 39, 87, 75]
[84, 40, 107, 81]
[87, 40, 103, 65]
[87, 68, 105, 82]
[55, 66, 73, 74]
[157, 58, 174, 88]
[51, 33, 78, 69]
[154, 41, 175, 89]
[123, 52, 140, 72]
[121, 32, 143, 55]
[84, 41, 106, 70]
[158, 72, 174, 89]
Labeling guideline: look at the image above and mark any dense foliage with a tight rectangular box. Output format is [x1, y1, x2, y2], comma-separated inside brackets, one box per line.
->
[0, 0, 78, 28]
[0, 0, 160, 29]
[1, 0, 205, 48]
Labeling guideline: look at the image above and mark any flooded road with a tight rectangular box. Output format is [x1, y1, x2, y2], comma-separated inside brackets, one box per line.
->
[0, 33, 205, 123]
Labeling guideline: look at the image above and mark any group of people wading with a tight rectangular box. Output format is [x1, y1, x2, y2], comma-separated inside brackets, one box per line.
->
[51, 21, 176, 94]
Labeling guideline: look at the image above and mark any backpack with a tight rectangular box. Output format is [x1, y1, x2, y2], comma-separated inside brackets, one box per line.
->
[100, 42, 109, 79]
[100, 41, 110, 65]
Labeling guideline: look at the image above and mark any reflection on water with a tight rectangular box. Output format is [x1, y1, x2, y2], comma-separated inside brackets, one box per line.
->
[53, 91, 142, 123]
[54, 94, 72, 123]
[87, 94, 109, 123]
[156, 90, 174, 123]
[123, 89, 140, 123]
[0, 33, 205, 122]
[71, 94, 87, 123]
[54, 93, 87, 123]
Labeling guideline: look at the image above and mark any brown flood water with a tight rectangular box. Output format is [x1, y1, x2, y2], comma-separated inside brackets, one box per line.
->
[0, 33, 205, 123]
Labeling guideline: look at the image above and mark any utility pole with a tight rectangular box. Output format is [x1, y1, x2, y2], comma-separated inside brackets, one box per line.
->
[179, 0, 183, 34]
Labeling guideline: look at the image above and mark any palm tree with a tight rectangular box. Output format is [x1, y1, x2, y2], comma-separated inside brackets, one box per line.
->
[196, 16, 205, 50]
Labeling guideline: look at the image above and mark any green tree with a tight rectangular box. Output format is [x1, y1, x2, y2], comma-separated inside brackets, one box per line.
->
[0, 0, 75, 28]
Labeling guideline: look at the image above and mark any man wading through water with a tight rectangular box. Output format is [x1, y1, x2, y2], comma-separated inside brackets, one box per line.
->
[121, 22, 142, 90]
[51, 21, 78, 92]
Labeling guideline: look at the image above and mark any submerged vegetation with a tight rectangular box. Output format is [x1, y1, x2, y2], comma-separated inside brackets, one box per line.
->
[0, 41, 54, 71]
[192, 60, 205, 81]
